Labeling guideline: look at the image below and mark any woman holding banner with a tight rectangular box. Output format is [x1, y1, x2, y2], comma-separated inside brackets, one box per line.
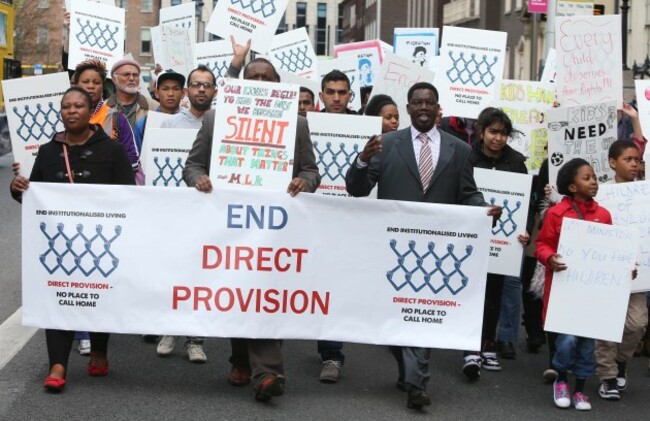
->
[10, 87, 135, 392]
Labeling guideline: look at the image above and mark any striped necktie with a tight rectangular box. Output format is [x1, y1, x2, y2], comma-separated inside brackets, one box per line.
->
[418, 132, 433, 191]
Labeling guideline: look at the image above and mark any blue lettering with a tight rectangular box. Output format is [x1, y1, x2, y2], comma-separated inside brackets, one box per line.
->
[227, 204, 244, 228]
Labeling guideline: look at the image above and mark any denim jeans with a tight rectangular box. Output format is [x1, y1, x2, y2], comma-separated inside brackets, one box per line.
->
[318, 340, 344, 362]
[552, 334, 595, 378]
[497, 276, 522, 343]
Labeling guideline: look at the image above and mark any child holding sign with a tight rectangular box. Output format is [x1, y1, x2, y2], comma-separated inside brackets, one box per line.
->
[595, 140, 648, 401]
[536, 158, 612, 411]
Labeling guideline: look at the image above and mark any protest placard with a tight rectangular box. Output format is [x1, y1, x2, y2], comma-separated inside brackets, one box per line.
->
[393, 28, 438, 70]
[547, 101, 617, 190]
[268, 28, 318, 81]
[306, 112, 381, 197]
[140, 128, 198, 187]
[474, 169, 532, 277]
[206, 0, 290, 54]
[160, 0, 196, 45]
[555, 15, 622, 108]
[318, 56, 361, 111]
[1, 73, 70, 178]
[491, 80, 555, 172]
[276, 70, 321, 109]
[22, 182, 491, 350]
[634, 80, 650, 164]
[193, 40, 233, 84]
[540, 48, 557, 85]
[208, 78, 298, 190]
[434, 26, 507, 119]
[556, 0, 594, 16]
[68, 0, 125, 72]
[370, 52, 435, 129]
[159, 26, 194, 78]
[334, 40, 384, 88]
[545, 218, 638, 342]
[597, 181, 650, 292]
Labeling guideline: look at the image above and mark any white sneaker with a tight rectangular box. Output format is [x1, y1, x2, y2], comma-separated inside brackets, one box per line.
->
[186, 342, 207, 363]
[78, 339, 91, 355]
[157, 335, 177, 356]
[481, 352, 502, 371]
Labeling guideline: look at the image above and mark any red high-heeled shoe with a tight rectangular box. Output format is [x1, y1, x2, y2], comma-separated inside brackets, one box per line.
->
[87, 361, 109, 377]
[44, 376, 66, 392]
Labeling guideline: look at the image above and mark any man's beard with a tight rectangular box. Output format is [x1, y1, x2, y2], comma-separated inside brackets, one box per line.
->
[190, 99, 211, 112]
[115, 80, 139, 95]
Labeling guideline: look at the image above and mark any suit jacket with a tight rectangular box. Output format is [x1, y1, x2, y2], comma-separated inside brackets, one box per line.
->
[183, 110, 321, 193]
[345, 127, 485, 206]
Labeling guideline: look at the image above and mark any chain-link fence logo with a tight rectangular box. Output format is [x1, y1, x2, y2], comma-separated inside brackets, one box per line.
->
[204, 60, 230, 79]
[274, 46, 313, 73]
[39, 222, 122, 278]
[153, 156, 185, 187]
[231, 0, 277, 17]
[386, 240, 473, 295]
[12, 103, 62, 142]
[75, 19, 120, 51]
[313, 141, 359, 182]
[446, 52, 498, 87]
[490, 198, 521, 237]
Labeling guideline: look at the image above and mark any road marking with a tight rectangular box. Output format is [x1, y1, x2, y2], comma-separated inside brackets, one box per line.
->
[0, 307, 38, 370]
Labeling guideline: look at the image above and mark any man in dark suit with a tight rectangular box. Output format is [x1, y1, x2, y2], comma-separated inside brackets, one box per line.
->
[346, 82, 501, 409]
[183, 57, 320, 403]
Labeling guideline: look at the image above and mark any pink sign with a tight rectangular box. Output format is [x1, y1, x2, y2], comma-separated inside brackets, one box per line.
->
[528, 0, 548, 13]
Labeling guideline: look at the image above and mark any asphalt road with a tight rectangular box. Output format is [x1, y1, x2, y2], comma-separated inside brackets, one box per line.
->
[1, 153, 649, 420]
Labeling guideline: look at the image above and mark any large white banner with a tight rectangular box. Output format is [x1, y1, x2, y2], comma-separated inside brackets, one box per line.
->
[393, 27, 439, 70]
[306, 112, 381, 197]
[22, 183, 491, 350]
[555, 15, 622, 108]
[209, 78, 298, 190]
[370, 52, 435, 129]
[634, 80, 650, 164]
[491, 80, 555, 172]
[547, 101, 617, 191]
[545, 219, 638, 342]
[597, 181, 650, 292]
[434, 26, 507, 119]
[1, 73, 70, 178]
[206, 0, 290, 54]
[268, 28, 319, 81]
[474, 169, 532, 277]
[68, 0, 125, 72]
[318, 56, 361, 111]
[160, 1, 196, 45]
[141, 128, 198, 187]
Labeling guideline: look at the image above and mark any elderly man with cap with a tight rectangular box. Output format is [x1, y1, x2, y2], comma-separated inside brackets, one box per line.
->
[106, 58, 159, 129]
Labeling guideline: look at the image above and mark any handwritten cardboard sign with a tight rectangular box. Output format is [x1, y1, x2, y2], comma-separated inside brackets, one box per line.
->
[160, 1, 196, 45]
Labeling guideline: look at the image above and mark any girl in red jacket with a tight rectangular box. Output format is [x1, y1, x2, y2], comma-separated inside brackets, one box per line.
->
[535, 158, 612, 411]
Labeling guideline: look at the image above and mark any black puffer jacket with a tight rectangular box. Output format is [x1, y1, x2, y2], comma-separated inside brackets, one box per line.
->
[469, 141, 527, 173]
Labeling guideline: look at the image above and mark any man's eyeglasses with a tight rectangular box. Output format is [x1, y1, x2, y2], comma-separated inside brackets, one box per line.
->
[115, 72, 140, 79]
[189, 81, 215, 89]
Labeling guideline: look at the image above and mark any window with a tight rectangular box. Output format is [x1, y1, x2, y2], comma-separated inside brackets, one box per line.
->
[316, 3, 327, 55]
[117, 0, 128, 9]
[171, 0, 182, 6]
[296, 2, 307, 28]
[141, 28, 152, 55]
[337, 4, 343, 43]
[504, 0, 511, 14]
[276, 13, 287, 34]
[38, 0, 49, 8]
[37, 25, 48, 48]
[142, 0, 153, 12]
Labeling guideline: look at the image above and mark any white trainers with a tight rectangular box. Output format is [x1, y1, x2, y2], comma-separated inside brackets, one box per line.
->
[157, 335, 177, 356]
[186, 342, 207, 363]
[572, 392, 592, 411]
[553, 380, 571, 408]
[462, 354, 482, 379]
[78, 339, 91, 355]
[481, 352, 502, 371]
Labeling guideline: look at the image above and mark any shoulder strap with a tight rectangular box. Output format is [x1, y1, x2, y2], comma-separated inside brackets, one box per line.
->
[570, 200, 585, 220]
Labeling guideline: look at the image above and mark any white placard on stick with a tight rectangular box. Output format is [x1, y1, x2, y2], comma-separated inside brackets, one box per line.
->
[393, 27, 439, 70]
[209, 78, 299, 190]
[546, 101, 617, 190]
[22, 182, 491, 351]
[1, 73, 70, 178]
[334, 40, 384, 88]
[555, 15, 622, 108]
[370, 52, 435, 129]
[634, 80, 650, 164]
[434, 26, 507, 119]
[597, 180, 650, 292]
[306, 112, 381, 197]
[545, 218, 638, 342]
[194, 40, 234, 83]
[160, 26, 194, 77]
[68, 0, 125, 72]
[269, 28, 319, 81]
[160, 1, 196, 45]
[141, 128, 198, 187]
[206, 0, 290, 54]
[474, 168, 532, 277]
[318, 56, 361, 111]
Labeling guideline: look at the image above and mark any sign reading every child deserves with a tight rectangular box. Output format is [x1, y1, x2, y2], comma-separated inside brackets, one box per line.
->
[22, 182, 491, 350]
[68, 0, 125, 72]
[209, 78, 298, 190]
[545, 219, 639, 342]
[434, 26, 507, 119]
[597, 180, 650, 292]
[306, 112, 381, 198]
[473, 169, 532, 277]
